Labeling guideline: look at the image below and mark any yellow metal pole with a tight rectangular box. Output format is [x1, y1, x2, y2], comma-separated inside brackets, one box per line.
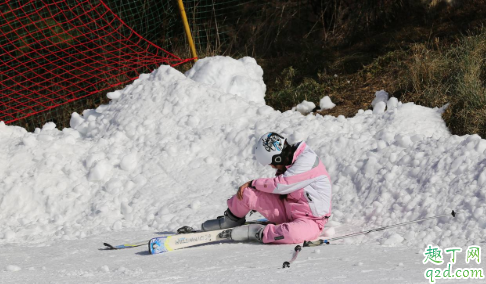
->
[177, 0, 198, 62]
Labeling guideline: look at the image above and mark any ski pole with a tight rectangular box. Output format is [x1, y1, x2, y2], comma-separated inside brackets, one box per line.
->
[305, 210, 457, 247]
[282, 245, 301, 268]
[282, 210, 457, 267]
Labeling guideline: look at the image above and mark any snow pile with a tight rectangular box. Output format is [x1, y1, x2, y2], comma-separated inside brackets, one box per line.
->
[320, 96, 336, 110]
[184, 56, 266, 105]
[0, 56, 485, 250]
[372, 90, 389, 114]
[372, 90, 389, 108]
[295, 100, 316, 114]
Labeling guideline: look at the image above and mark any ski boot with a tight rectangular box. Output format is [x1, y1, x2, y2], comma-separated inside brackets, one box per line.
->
[219, 224, 265, 243]
[201, 208, 246, 231]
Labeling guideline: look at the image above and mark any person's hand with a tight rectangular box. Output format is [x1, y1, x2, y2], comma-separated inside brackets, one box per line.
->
[237, 181, 252, 200]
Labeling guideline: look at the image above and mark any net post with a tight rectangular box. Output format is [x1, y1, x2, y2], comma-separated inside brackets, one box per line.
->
[177, 0, 198, 62]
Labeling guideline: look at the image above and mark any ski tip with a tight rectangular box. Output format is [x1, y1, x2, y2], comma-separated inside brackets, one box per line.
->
[451, 210, 456, 217]
[103, 243, 116, 250]
[148, 237, 170, 254]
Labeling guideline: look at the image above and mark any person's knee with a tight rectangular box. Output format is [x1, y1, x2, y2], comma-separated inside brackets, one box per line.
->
[263, 221, 321, 244]
[227, 188, 258, 210]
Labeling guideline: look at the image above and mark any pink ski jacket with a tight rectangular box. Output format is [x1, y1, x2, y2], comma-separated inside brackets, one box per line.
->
[251, 142, 332, 220]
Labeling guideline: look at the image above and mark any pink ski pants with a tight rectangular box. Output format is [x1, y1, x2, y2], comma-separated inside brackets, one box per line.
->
[227, 188, 326, 244]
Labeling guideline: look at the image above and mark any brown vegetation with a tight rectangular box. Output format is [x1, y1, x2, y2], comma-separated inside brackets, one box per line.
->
[177, 0, 486, 136]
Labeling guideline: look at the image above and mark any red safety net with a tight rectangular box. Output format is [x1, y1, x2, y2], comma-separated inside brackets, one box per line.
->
[0, 0, 192, 124]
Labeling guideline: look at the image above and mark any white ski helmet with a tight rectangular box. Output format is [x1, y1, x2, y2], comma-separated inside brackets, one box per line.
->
[255, 132, 287, 165]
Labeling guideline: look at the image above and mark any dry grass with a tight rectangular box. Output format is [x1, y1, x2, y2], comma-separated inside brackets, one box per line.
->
[390, 30, 486, 136]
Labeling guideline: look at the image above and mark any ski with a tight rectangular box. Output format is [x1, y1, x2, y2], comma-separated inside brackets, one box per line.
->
[101, 241, 148, 250]
[149, 228, 228, 254]
[101, 218, 270, 252]
[148, 219, 271, 254]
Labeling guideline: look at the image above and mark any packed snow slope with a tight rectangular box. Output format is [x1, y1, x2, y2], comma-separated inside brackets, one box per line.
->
[0, 56, 484, 250]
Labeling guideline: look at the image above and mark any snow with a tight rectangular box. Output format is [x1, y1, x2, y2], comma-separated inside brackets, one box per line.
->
[295, 100, 316, 114]
[1, 55, 485, 283]
[5, 265, 21, 272]
[185, 56, 266, 105]
[4, 233, 478, 284]
[320, 96, 336, 110]
[372, 90, 389, 108]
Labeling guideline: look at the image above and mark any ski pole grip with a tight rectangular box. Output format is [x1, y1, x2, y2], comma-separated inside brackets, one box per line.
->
[295, 245, 302, 252]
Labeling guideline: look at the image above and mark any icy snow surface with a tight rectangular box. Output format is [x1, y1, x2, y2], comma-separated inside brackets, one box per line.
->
[1, 56, 485, 283]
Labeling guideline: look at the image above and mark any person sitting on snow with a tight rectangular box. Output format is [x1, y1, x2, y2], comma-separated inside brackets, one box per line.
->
[201, 132, 332, 244]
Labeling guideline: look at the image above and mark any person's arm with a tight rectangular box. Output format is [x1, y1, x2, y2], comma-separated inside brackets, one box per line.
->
[237, 180, 255, 200]
[252, 151, 322, 195]
[251, 169, 314, 195]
